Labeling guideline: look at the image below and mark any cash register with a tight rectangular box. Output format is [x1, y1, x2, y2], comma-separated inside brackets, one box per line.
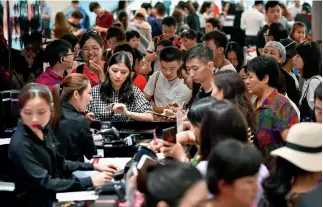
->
[92, 121, 176, 157]
[0, 90, 20, 183]
[0, 90, 20, 138]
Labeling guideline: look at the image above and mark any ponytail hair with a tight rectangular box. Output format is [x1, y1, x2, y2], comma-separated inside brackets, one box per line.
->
[51, 73, 89, 131]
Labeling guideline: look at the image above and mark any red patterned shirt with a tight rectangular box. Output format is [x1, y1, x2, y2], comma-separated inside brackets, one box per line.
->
[254, 90, 298, 170]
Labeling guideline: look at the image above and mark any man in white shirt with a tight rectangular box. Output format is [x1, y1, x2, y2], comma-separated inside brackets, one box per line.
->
[288, 0, 302, 20]
[202, 30, 236, 73]
[241, 1, 265, 47]
[144, 46, 191, 113]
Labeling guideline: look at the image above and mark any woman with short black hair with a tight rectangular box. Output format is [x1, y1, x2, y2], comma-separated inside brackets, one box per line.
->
[138, 161, 207, 207]
[205, 139, 262, 207]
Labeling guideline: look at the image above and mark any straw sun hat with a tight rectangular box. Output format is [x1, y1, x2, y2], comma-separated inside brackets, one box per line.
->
[271, 122, 322, 172]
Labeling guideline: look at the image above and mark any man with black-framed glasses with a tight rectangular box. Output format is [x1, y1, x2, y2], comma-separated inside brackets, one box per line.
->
[36, 40, 74, 90]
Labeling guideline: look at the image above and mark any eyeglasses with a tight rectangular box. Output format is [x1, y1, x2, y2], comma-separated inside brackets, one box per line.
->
[64, 53, 74, 57]
[82, 47, 100, 53]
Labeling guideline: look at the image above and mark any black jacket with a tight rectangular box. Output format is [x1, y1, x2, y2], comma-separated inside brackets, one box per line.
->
[280, 68, 300, 106]
[186, 13, 200, 32]
[56, 101, 97, 162]
[8, 122, 94, 207]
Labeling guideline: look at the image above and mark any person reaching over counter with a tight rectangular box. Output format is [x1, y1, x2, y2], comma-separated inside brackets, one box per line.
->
[52, 73, 97, 162]
[8, 83, 118, 207]
[86, 52, 153, 122]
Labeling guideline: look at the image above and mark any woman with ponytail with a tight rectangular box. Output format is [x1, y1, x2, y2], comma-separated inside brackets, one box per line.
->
[52, 73, 97, 162]
[8, 83, 118, 207]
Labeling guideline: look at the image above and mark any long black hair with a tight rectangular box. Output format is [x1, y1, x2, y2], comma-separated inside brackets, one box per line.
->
[199, 100, 249, 160]
[213, 71, 257, 138]
[225, 41, 243, 71]
[262, 157, 308, 207]
[187, 96, 217, 127]
[100, 51, 134, 104]
[296, 41, 322, 79]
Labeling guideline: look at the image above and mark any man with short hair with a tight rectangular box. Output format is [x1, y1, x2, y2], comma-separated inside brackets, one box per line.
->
[241, 1, 265, 46]
[314, 83, 322, 123]
[288, 0, 302, 20]
[205, 18, 221, 33]
[36, 40, 74, 90]
[148, 39, 174, 73]
[144, 46, 191, 113]
[89, 2, 114, 48]
[202, 30, 236, 73]
[68, 10, 84, 37]
[71, 0, 90, 29]
[245, 56, 298, 170]
[151, 3, 166, 37]
[264, 22, 289, 43]
[146, 16, 182, 72]
[103, 26, 125, 62]
[184, 44, 214, 102]
[257, 1, 282, 55]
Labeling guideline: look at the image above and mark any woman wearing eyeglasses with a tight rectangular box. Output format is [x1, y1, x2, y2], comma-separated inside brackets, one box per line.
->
[72, 31, 107, 87]
[36, 40, 74, 91]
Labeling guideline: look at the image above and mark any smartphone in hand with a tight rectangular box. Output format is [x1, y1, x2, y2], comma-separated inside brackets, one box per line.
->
[161, 127, 177, 143]
[149, 111, 175, 120]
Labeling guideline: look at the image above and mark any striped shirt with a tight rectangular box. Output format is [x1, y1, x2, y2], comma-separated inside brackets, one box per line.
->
[36, 67, 63, 90]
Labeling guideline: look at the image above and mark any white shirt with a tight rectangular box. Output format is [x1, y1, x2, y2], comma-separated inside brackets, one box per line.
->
[214, 63, 236, 73]
[144, 71, 192, 107]
[241, 8, 265, 36]
[288, 6, 302, 20]
[285, 94, 300, 121]
[200, 12, 213, 28]
[291, 72, 299, 89]
[300, 76, 322, 110]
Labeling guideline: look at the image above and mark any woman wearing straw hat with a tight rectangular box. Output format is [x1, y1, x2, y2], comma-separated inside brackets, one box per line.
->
[261, 122, 322, 207]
